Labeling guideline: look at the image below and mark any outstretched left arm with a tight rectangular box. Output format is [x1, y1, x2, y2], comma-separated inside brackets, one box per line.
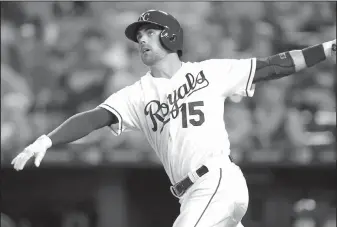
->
[253, 39, 336, 83]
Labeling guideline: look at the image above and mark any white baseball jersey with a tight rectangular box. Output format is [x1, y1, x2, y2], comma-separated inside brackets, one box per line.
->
[99, 58, 256, 184]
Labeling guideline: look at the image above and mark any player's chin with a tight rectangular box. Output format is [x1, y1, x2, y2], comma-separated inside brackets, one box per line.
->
[141, 55, 156, 66]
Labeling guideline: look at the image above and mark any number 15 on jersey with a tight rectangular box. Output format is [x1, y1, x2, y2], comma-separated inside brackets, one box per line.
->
[180, 101, 205, 128]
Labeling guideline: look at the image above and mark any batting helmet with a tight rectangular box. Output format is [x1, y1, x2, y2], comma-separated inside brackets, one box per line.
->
[125, 10, 183, 57]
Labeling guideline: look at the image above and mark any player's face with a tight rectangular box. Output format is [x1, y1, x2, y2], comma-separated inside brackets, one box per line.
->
[136, 24, 169, 66]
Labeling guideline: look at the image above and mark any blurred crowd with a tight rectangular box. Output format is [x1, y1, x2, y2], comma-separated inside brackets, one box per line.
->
[1, 2, 336, 163]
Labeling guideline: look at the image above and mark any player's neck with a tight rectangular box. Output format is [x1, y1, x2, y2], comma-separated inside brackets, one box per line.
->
[150, 53, 182, 79]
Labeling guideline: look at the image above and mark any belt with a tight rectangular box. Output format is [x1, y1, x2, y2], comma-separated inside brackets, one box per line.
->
[170, 155, 233, 198]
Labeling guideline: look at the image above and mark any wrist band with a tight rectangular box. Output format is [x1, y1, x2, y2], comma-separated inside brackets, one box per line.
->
[37, 135, 53, 149]
[302, 44, 326, 67]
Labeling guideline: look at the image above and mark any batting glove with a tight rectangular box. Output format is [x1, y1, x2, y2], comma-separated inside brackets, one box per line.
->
[11, 135, 52, 171]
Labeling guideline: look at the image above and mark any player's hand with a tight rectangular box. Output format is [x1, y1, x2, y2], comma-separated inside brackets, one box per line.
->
[11, 135, 52, 171]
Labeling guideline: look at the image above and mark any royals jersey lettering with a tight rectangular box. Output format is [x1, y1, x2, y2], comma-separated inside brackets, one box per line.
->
[99, 58, 256, 184]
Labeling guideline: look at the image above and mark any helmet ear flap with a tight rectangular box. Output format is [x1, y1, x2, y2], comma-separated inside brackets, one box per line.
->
[160, 27, 178, 52]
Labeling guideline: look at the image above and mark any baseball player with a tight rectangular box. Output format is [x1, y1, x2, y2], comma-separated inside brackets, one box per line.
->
[12, 10, 336, 227]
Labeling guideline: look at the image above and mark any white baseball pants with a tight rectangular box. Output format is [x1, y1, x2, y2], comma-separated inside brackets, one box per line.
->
[172, 156, 249, 227]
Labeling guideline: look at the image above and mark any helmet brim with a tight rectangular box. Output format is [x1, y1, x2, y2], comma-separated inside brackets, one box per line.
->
[125, 21, 164, 43]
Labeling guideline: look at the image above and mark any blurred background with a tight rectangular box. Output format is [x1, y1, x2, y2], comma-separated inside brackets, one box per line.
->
[1, 2, 336, 227]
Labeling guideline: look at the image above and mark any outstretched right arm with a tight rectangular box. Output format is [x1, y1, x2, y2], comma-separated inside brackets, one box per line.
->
[47, 107, 118, 145]
[11, 107, 118, 170]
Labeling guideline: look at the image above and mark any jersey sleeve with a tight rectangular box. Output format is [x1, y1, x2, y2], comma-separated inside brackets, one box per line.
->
[98, 81, 142, 136]
[201, 58, 257, 97]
